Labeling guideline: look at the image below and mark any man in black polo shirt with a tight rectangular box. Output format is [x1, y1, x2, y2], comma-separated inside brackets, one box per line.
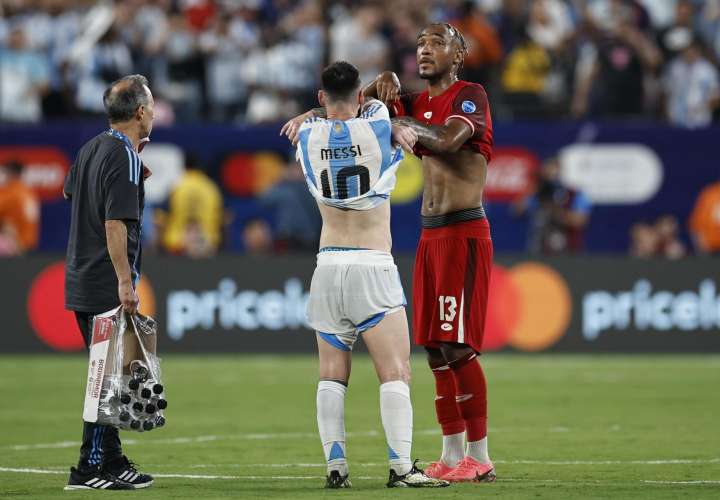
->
[63, 74, 155, 491]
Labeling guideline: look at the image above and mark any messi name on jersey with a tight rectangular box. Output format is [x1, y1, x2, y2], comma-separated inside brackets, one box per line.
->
[320, 144, 364, 161]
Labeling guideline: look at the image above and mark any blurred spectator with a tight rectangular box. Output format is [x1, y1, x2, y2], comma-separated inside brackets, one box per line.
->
[656, 0, 696, 61]
[30, 0, 82, 118]
[663, 37, 720, 128]
[330, 4, 388, 85]
[629, 221, 660, 258]
[184, 0, 217, 32]
[121, 0, 171, 87]
[242, 217, 273, 254]
[573, 3, 662, 117]
[515, 157, 592, 254]
[198, 8, 259, 121]
[0, 160, 40, 255]
[259, 161, 321, 252]
[241, 0, 324, 122]
[629, 215, 687, 258]
[183, 219, 215, 258]
[688, 179, 720, 255]
[161, 153, 223, 257]
[501, 26, 551, 117]
[75, 25, 133, 114]
[494, 0, 528, 54]
[527, 0, 574, 52]
[527, 0, 575, 110]
[654, 215, 687, 259]
[698, 0, 720, 61]
[0, 27, 50, 122]
[157, 12, 204, 121]
[586, 0, 652, 32]
[385, 6, 428, 94]
[637, 0, 678, 29]
[451, 1, 503, 84]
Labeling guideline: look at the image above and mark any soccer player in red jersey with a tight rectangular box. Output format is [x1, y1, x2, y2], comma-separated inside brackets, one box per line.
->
[363, 23, 496, 483]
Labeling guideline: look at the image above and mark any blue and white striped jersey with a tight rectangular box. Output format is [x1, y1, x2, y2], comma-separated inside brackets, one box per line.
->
[296, 99, 403, 210]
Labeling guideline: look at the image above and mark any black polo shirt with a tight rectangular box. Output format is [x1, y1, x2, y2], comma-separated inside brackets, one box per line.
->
[64, 129, 145, 312]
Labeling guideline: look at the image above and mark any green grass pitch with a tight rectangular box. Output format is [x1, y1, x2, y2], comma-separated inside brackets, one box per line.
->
[0, 354, 718, 499]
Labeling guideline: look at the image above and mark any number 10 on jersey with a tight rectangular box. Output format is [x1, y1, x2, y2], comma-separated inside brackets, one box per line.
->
[320, 166, 371, 199]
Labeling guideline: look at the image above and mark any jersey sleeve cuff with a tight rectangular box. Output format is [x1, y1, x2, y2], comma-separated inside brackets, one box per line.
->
[445, 115, 475, 135]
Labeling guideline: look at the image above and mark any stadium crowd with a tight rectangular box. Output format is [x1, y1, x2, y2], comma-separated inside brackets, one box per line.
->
[1, 0, 720, 127]
[1, 0, 719, 257]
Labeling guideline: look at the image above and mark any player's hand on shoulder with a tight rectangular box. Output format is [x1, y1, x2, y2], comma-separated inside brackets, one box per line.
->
[392, 123, 418, 154]
[119, 280, 139, 315]
[280, 111, 312, 146]
[376, 71, 401, 105]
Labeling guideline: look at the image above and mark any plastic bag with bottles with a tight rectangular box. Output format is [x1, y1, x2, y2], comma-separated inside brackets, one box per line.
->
[82, 307, 167, 432]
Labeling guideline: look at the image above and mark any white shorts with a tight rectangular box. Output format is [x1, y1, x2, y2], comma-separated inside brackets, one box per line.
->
[307, 247, 406, 351]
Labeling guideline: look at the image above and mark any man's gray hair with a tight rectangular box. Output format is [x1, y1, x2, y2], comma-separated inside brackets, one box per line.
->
[103, 74, 150, 123]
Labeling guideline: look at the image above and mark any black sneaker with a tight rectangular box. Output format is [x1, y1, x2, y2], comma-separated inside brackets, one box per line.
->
[325, 470, 352, 488]
[103, 456, 154, 489]
[387, 461, 450, 488]
[64, 466, 134, 490]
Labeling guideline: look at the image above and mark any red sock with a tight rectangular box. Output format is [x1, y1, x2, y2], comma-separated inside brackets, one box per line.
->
[449, 353, 487, 442]
[431, 365, 465, 436]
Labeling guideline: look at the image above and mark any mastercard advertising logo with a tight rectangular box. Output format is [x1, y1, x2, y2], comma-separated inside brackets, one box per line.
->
[484, 262, 572, 351]
[27, 262, 155, 352]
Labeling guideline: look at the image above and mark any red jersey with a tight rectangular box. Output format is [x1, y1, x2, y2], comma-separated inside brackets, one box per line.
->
[392, 80, 493, 162]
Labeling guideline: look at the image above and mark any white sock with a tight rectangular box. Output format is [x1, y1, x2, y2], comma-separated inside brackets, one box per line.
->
[466, 436, 490, 464]
[379, 380, 413, 476]
[317, 380, 348, 476]
[441, 432, 465, 467]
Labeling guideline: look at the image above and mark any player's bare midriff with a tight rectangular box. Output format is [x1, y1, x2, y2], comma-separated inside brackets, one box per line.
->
[318, 201, 392, 252]
[421, 149, 487, 216]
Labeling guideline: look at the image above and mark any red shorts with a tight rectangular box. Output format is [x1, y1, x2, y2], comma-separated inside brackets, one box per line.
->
[412, 218, 493, 353]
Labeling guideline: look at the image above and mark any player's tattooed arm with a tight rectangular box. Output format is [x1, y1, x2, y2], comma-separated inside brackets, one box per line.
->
[280, 107, 326, 145]
[391, 116, 472, 154]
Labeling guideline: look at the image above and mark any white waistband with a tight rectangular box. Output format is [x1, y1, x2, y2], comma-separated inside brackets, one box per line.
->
[316, 249, 395, 266]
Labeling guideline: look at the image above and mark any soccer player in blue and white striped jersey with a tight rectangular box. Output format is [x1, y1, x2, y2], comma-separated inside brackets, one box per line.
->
[281, 61, 449, 489]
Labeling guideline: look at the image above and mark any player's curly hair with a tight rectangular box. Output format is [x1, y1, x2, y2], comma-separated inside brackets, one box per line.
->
[426, 22, 469, 75]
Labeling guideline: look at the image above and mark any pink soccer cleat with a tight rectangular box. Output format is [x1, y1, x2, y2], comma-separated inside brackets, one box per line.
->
[442, 457, 496, 483]
[424, 460, 455, 479]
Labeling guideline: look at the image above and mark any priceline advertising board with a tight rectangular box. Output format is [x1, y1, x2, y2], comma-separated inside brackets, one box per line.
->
[3, 256, 719, 353]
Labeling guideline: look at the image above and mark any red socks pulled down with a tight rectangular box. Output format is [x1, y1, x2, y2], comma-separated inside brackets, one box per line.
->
[448, 353, 488, 442]
[431, 353, 488, 441]
[431, 365, 465, 436]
